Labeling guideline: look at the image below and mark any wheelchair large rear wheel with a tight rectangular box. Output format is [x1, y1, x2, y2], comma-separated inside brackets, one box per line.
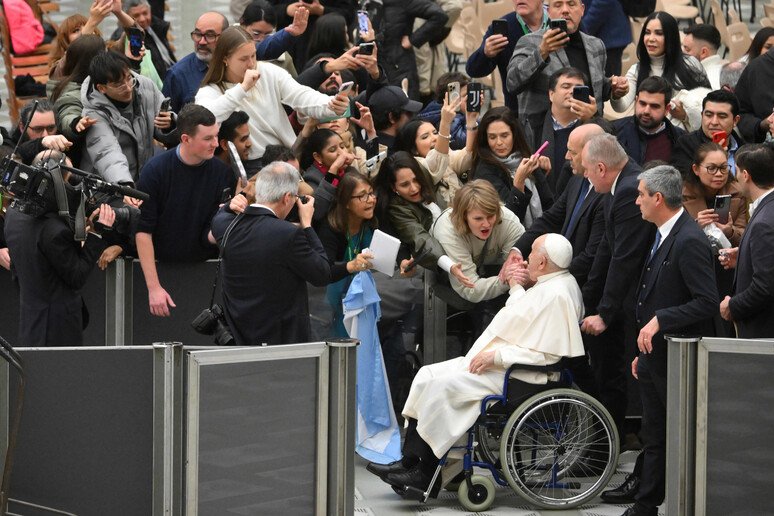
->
[499, 389, 619, 509]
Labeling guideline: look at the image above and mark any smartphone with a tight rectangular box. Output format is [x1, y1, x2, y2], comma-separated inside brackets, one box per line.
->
[338, 81, 355, 95]
[448, 81, 461, 105]
[714, 194, 732, 225]
[491, 19, 509, 38]
[358, 10, 369, 35]
[467, 82, 482, 112]
[358, 42, 374, 55]
[712, 130, 728, 146]
[159, 97, 171, 113]
[534, 141, 550, 157]
[572, 85, 590, 104]
[550, 18, 568, 34]
[365, 137, 379, 159]
[127, 27, 144, 57]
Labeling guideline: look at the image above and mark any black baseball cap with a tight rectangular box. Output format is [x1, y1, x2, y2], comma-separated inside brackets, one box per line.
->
[366, 86, 423, 114]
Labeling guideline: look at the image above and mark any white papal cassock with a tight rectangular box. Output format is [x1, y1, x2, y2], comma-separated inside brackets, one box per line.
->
[402, 270, 586, 458]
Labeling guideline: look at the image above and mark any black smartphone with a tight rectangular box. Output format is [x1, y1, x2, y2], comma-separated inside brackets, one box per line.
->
[550, 18, 568, 34]
[127, 27, 144, 57]
[467, 82, 482, 112]
[365, 137, 379, 159]
[714, 194, 732, 225]
[572, 85, 590, 104]
[358, 42, 374, 55]
[159, 97, 171, 112]
[491, 19, 509, 38]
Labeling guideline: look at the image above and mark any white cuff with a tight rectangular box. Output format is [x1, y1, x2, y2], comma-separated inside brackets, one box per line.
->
[437, 255, 455, 273]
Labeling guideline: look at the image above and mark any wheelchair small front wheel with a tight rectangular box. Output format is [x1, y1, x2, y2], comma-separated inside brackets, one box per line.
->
[458, 475, 496, 512]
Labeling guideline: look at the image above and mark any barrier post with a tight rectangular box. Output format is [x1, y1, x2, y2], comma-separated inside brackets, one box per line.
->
[105, 258, 133, 346]
[423, 270, 447, 364]
[326, 338, 359, 516]
[153, 342, 183, 516]
[665, 335, 699, 516]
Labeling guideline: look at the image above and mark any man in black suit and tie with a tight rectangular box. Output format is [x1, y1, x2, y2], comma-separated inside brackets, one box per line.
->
[719, 143, 774, 338]
[622, 165, 718, 516]
[211, 161, 331, 346]
[574, 134, 652, 446]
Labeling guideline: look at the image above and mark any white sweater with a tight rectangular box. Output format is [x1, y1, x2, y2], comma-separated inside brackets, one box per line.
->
[196, 61, 337, 160]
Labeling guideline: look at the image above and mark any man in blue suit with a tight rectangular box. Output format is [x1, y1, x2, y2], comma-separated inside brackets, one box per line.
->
[623, 165, 718, 516]
[211, 161, 331, 346]
[720, 143, 774, 338]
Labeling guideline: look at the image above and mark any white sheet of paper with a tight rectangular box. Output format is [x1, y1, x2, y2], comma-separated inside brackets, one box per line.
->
[364, 230, 400, 277]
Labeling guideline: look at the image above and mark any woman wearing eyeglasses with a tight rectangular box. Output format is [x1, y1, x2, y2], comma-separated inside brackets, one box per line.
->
[683, 142, 748, 246]
[316, 171, 378, 337]
[683, 142, 748, 318]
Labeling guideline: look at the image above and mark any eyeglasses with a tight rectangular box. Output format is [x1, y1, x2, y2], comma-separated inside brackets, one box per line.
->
[249, 29, 275, 40]
[700, 163, 730, 175]
[190, 30, 220, 43]
[105, 75, 136, 92]
[28, 124, 57, 134]
[352, 191, 376, 202]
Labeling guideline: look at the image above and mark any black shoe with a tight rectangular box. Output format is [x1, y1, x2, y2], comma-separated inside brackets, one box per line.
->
[366, 460, 408, 479]
[385, 466, 441, 498]
[600, 473, 640, 504]
[621, 502, 657, 516]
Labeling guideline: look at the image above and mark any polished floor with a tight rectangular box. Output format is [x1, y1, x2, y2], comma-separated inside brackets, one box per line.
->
[354, 450, 664, 516]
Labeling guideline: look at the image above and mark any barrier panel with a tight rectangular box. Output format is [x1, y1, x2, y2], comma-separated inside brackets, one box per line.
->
[0, 341, 357, 515]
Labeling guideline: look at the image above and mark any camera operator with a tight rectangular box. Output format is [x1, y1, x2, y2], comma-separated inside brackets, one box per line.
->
[3, 154, 116, 347]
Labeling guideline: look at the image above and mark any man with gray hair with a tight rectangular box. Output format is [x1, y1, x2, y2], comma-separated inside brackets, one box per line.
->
[614, 165, 717, 516]
[719, 61, 745, 92]
[111, 0, 177, 80]
[210, 161, 330, 346]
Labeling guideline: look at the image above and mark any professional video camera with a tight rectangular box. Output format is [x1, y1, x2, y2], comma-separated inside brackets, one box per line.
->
[0, 101, 148, 241]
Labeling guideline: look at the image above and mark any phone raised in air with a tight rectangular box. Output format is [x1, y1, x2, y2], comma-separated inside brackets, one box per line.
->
[448, 81, 461, 105]
[127, 27, 144, 57]
[714, 194, 732, 225]
[467, 82, 482, 112]
[572, 85, 590, 104]
[358, 42, 374, 55]
[491, 19, 509, 38]
[358, 10, 370, 35]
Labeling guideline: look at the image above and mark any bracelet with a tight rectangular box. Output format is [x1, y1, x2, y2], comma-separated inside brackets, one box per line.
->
[467, 124, 479, 131]
[438, 133, 452, 140]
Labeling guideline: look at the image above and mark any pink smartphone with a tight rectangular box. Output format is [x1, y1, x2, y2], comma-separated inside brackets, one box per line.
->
[533, 141, 549, 157]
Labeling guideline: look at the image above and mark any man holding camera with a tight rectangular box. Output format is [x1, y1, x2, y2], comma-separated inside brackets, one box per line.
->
[4, 156, 115, 347]
[211, 161, 331, 346]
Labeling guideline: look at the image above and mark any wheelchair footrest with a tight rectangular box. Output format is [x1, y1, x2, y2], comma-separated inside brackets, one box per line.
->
[400, 485, 428, 501]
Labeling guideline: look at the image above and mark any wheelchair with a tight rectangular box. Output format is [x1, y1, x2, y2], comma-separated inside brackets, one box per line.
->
[395, 362, 620, 511]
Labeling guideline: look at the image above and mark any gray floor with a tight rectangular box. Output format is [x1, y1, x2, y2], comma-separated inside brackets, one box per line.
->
[354, 450, 663, 516]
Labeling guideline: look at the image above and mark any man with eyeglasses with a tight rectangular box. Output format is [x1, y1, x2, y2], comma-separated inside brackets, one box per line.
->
[0, 100, 72, 165]
[162, 8, 308, 113]
[81, 51, 178, 186]
[673, 89, 746, 178]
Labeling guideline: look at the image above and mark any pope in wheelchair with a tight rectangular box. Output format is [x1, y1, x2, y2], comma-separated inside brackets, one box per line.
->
[367, 234, 619, 510]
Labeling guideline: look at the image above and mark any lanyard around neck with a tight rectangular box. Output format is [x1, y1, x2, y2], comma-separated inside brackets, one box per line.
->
[345, 225, 366, 263]
[516, 8, 549, 35]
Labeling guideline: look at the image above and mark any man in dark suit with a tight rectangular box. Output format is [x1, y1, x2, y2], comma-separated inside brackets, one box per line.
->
[579, 133, 654, 440]
[719, 143, 774, 338]
[4, 165, 114, 347]
[622, 165, 718, 516]
[211, 161, 331, 346]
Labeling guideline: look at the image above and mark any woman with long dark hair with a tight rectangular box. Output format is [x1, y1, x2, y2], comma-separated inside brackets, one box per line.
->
[373, 151, 473, 286]
[306, 13, 350, 59]
[742, 27, 774, 63]
[612, 11, 710, 130]
[471, 106, 552, 228]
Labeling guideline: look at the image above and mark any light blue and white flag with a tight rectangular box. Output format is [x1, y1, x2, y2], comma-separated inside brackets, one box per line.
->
[343, 271, 402, 464]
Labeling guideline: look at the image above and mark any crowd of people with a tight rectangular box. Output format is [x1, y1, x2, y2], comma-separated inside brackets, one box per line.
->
[2, 0, 774, 514]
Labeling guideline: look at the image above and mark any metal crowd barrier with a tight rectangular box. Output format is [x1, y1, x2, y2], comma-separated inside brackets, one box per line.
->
[0, 340, 358, 515]
[666, 335, 774, 516]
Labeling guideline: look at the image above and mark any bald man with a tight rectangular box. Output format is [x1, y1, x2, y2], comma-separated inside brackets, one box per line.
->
[368, 234, 586, 497]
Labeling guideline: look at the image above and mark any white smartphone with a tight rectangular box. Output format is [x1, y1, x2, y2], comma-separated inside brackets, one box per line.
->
[448, 81, 461, 104]
[338, 81, 355, 95]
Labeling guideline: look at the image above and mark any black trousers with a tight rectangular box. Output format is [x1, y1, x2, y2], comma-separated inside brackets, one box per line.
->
[606, 47, 625, 77]
[634, 352, 668, 509]
[403, 418, 440, 475]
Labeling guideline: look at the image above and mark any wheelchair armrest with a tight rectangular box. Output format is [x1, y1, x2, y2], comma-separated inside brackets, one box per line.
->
[502, 361, 565, 400]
